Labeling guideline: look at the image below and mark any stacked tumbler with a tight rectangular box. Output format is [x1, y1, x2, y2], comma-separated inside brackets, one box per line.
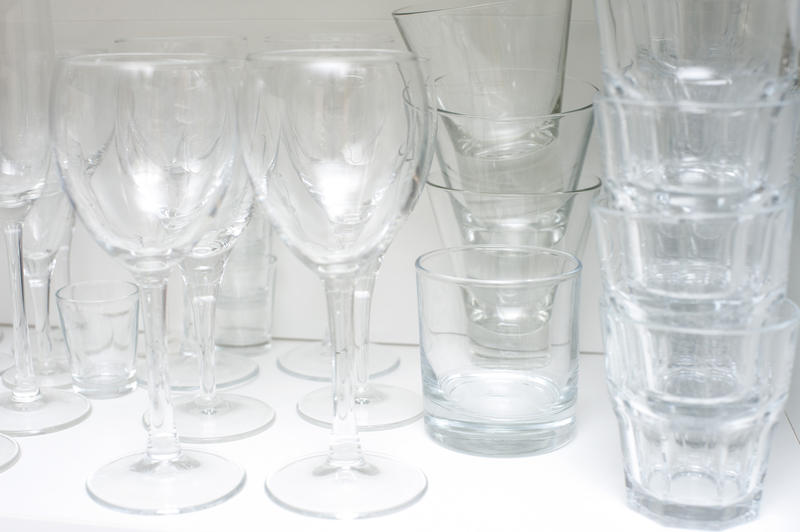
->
[592, 0, 800, 528]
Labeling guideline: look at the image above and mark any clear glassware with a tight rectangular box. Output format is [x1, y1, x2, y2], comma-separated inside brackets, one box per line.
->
[262, 31, 403, 383]
[593, 0, 800, 102]
[3, 174, 75, 389]
[0, 433, 19, 472]
[172, 159, 276, 443]
[296, 257, 424, 430]
[111, 35, 259, 390]
[393, 0, 573, 116]
[0, 0, 90, 439]
[601, 297, 800, 528]
[240, 49, 434, 518]
[52, 53, 244, 514]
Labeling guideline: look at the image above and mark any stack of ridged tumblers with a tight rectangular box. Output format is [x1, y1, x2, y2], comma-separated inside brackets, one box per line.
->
[591, 0, 800, 529]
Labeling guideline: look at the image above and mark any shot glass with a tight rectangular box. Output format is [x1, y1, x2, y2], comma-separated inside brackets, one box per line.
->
[415, 246, 581, 456]
[594, 0, 800, 102]
[427, 172, 600, 255]
[56, 280, 139, 399]
[215, 210, 276, 353]
[595, 93, 800, 213]
[601, 297, 800, 529]
[592, 190, 795, 326]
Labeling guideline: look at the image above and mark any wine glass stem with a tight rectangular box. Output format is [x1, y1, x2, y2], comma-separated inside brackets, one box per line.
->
[137, 275, 181, 461]
[354, 259, 379, 396]
[23, 256, 55, 371]
[3, 221, 39, 402]
[324, 274, 365, 466]
[182, 256, 226, 404]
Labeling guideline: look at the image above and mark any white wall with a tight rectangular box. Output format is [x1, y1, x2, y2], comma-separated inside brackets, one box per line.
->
[1, 0, 605, 352]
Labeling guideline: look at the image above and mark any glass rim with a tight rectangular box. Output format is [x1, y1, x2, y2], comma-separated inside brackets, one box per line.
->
[114, 35, 248, 44]
[245, 48, 419, 64]
[435, 75, 597, 121]
[595, 91, 800, 111]
[591, 187, 795, 220]
[603, 298, 800, 336]
[427, 174, 602, 197]
[415, 245, 582, 286]
[262, 31, 396, 44]
[59, 52, 230, 69]
[55, 280, 139, 304]
[392, 0, 564, 17]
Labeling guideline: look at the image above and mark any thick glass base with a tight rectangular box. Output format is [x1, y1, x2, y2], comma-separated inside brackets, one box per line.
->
[277, 341, 399, 381]
[424, 414, 574, 457]
[265, 452, 426, 519]
[3, 358, 73, 389]
[173, 393, 275, 443]
[137, 351, 258, 391]
[0, 434, 20, 472]
[298, 384, 422, 430]
[626, 477, 759, 530]
[87, 450, 245, 515]
[0, 389, 90, 436]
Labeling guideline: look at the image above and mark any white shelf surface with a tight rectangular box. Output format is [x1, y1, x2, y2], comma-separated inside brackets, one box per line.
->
[0, 336, 799, 531]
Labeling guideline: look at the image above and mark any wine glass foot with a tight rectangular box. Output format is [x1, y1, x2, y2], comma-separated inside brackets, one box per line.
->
[0, 434, 20, 472]
[298, 383, 422, 430]
[173, 393, 276, 443]
[277, 341, 400, 381]
[0, 389, 90, 436]
[2, 359, 73, 389]
[137, 351, 258, 391]
[87, 450, 245, 515]
[265, 452, 426, 519]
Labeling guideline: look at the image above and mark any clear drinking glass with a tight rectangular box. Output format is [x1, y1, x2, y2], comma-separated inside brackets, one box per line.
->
[594, 0, 800, 102]
[592, 190, 795, 327]
[595, 94, 800, 213]
[434, 75, 596, 195]
[3, 176, 75, 390]
[416, 246, 582, 455]
[601, 297, 800, 528]
[393, 0, 572, 116]
[240, 49, 434, 518]
[56, 280, 140, 398]
[263, 31, 404, 384]
[111, 35, 260, 390]
[172, 158, 276, 443]
[52, 53, 244, 514]
[215, 212, 277, 353]
[0, 0, 91, 439]
[427, 172, 601, 254]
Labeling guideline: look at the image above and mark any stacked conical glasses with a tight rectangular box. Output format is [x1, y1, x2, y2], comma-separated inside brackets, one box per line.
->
[395, 0, 601, 456]
[592, 0, 800, 528]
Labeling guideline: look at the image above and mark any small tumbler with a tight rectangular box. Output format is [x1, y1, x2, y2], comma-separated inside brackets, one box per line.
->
[215, 209, 276, 352]
[56, 280, 139, 398]
[415, 245, 581, 456]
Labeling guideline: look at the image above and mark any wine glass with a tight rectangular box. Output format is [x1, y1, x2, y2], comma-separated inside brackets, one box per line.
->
[52, 53, 244, 514]
[112, 35, 259, 390]
[0, 0, 90, 438]
[3, 170, 75, 390]
[240, 49, 434, 518]
[262, 31, 402, 384]
[171, 158, 276, 442]
[0, 433, 19, 472]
